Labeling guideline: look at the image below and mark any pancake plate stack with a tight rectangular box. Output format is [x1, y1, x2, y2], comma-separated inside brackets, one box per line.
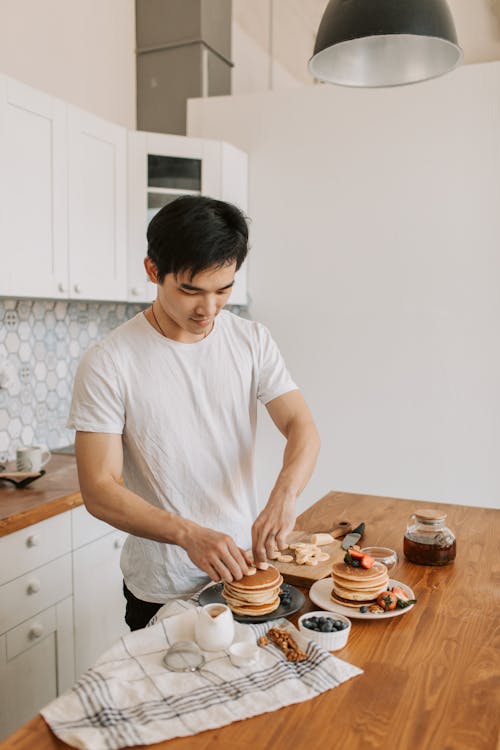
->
[331, 560, 389, 607]
[222, 565, 283, 616]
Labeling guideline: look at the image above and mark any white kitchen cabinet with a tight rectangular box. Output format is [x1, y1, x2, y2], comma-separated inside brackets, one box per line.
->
[0, 506, 132, 737]
[0, 514, 74, 741]
[72, 507, 128, 677]
[0, 75, 128, 302]
[0, 598, 74, 740]
[68, 106, 127, 301]
[127, 130, 248, 305]
[0, 75, 68, 299]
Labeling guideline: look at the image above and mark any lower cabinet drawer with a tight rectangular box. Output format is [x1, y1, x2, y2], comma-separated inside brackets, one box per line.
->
[6, 606, 57, 660]
[0, 554, 72, 634]
[0, 512, 71, 586]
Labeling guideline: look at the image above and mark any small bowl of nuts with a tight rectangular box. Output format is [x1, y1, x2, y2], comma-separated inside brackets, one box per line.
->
[298, 611, 351, 651]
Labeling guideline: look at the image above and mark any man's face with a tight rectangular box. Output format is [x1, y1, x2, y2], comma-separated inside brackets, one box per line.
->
[152, 261, 236, 342]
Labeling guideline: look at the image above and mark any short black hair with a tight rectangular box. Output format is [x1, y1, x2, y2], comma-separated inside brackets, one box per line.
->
[147, 195, 249, 283]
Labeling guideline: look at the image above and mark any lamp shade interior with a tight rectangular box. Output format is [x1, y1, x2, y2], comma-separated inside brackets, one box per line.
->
[309, 0, 463, 87]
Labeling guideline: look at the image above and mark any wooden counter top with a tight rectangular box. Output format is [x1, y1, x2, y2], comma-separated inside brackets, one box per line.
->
[2, 490, 499, 750]
[0, 454, 82, 536]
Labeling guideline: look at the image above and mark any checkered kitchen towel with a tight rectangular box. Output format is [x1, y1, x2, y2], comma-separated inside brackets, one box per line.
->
[41, 599, 362, 750]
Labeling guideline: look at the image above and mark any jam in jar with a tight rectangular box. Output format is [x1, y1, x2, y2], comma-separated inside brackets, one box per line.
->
[404, 510, 456, 565]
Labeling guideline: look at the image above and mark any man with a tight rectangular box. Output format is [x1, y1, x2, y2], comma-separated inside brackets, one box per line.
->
[69, 195, 320, 630]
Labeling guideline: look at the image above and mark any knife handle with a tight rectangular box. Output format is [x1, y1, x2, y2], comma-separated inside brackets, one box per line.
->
[330, 521, 352, 538]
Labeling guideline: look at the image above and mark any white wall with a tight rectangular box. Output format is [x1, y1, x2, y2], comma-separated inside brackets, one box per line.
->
[0, 0, 136, 128]
[188, 62, 500, 511]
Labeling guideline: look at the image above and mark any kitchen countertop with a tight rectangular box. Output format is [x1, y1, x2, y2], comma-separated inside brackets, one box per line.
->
[2, 490, 499, 750]
[0, 454, 82, 536]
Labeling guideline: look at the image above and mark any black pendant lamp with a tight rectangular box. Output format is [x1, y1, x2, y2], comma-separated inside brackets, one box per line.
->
[309, 0, 463, 87]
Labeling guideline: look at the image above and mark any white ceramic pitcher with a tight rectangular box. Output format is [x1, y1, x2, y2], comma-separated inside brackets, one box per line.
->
[194, 603, 235, 651]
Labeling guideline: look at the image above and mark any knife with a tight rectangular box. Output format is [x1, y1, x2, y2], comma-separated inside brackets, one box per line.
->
[341, 522, 366, 550]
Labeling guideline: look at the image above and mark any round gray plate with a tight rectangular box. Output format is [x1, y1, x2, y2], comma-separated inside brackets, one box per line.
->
[198, 582, 305, 623]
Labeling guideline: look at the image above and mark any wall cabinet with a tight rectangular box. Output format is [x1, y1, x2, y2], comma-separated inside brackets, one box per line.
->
[127, 130, 248, 305]
[0, 74, 248, 305]
[0, 506, 128, 740]
[0, 74, 128, 302]
[68, 107, 127, 301]
[0, 75, 68, 299]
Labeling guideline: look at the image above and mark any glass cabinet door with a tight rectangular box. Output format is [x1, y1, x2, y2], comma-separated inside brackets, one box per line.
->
[147, 154, 201, 222]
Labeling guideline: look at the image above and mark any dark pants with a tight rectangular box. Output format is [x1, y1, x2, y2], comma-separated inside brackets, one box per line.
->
[122, 581, 164, 631]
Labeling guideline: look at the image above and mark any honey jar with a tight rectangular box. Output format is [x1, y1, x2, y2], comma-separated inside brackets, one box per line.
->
[404, 510, 456, 565]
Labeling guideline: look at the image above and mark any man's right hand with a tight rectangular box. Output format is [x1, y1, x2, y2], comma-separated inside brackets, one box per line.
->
[181, 524, 253, 583]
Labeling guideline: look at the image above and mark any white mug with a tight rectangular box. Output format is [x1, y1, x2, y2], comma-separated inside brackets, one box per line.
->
[16, 445, 51, 473]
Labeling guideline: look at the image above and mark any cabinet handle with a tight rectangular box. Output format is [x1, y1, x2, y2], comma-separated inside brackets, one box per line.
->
[26, 579, 41, 594]
[26, 534, 40, 548]
[113, 538, 122, 549]
[73, 283, 81, 294]
[29, 623, 44, 639]
[57, 282, 66, 293]
[131, 287, 143, 296]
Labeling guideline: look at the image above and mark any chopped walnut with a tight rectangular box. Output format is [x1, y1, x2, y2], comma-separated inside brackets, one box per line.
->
[266, 627, 307, 662]
[257, 635, 269, 647]
[368, 604, 384, 614]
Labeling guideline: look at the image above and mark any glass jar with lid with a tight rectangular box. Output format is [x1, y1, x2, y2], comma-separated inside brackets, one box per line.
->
[404, 510, 456, 565]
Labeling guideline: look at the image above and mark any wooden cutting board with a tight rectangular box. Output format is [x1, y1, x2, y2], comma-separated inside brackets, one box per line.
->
[273, 530, 346, 588]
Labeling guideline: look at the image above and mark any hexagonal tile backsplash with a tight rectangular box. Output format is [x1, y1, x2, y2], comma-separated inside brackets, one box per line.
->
[0, 298, 247, 463]
[0, 298, 146, 462]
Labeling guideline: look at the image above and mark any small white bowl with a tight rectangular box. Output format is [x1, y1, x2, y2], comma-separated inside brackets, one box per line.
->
[298, 611, 351, 651]
[228, 641, 260, 668]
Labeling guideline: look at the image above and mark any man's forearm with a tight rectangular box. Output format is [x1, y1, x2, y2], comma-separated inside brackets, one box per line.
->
[270, 418, 320, 502]
[80, 477, 193, 547]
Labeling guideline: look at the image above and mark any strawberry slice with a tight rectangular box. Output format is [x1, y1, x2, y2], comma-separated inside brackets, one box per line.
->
[349, 549, 364, 560]
[360, 554, 375, 569]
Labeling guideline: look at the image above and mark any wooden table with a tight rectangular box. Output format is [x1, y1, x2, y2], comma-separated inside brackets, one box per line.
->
[2, 491, 499, 750]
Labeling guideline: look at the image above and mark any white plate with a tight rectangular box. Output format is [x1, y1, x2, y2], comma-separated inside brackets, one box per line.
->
[309, 577, 416, 620]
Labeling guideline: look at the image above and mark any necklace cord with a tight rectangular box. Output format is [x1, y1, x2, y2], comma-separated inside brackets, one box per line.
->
[151, 303, 166, 336]
[150, 302, 211, 340]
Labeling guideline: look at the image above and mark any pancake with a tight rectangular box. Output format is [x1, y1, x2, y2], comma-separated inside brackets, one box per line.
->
[330, 590, 378, 608]
[225, 566, 282, 590]
[228, 597, 281, 616]
[331, 560, 389, 605]
[222, 565, 282, 616]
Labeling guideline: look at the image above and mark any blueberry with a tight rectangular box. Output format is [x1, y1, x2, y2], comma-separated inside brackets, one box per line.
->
[303, 620, 313, 629]
[320, 623, 330, 632]
[360, 606, 369, 614]
[334, 621, 342, 629]
[318, 617, 326, 624]
[325, 620, 334, 632]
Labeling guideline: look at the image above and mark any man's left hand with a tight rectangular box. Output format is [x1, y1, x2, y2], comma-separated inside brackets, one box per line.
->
[251, 491, 296, 563]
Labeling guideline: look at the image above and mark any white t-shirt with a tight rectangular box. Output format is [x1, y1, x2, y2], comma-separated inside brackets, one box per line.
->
[68, 310, 297, 601]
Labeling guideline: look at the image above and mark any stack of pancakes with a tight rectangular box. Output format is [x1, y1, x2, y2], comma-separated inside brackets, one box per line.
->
[222, 566, 283, 616]
[331, 560, 389, 607]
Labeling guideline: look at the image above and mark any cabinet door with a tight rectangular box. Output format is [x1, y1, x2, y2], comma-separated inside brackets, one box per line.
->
[68, 107, 127, 301]
[0, 597, 74, 741]
[73, 530, 128, 678]
[0, 75, 68, 298]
